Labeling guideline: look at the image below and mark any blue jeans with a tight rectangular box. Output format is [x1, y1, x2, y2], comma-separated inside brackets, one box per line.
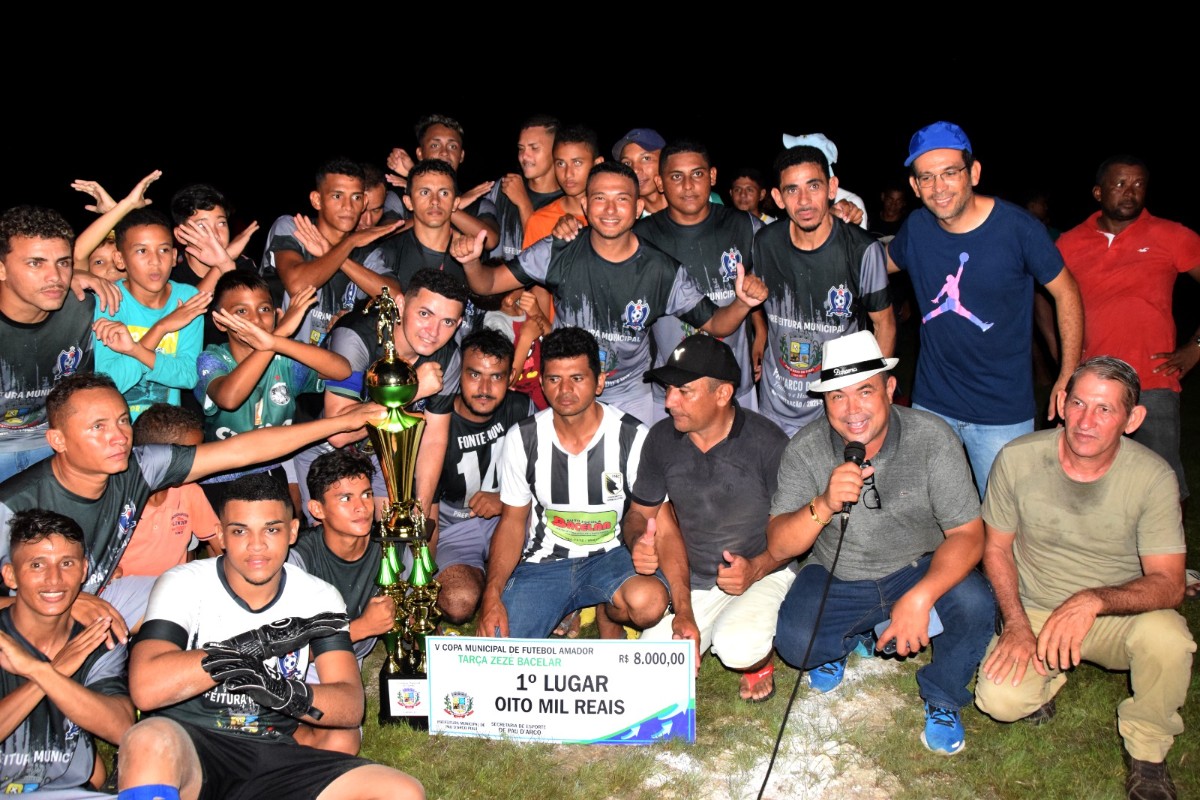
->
[913, 405, 1032, 498]
[0, 444, 53, 484]
[502, 547, 667, 639]
[775, 554, 995, 710]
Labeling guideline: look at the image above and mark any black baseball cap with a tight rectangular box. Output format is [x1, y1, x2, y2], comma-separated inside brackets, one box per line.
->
[644, 333, 740, 387]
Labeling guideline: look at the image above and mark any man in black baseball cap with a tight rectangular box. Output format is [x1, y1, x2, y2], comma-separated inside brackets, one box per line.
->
[625, 333, 792, 702]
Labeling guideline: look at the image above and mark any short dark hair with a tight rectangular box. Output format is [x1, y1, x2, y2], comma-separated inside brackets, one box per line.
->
[586, 161, 638, 195]
[1065, 356, 1142, 415]
[774, 146, 831, 184]
[541, 327, 600, 378]
[114, 208, 172, 250]
[170, 184, 230, 226]
[307, 449, 376, 503]
[415, 113, 465, 144]
[521, 114, 560, 136]
[408, 159, 459, 194]
[133, 403, 203, 446]
[8, 508, 85, 554]
[0, 206, 74, 259]
[461, 329, 515, 370]
[729, 167, 766, 188]
[213, 270, 272, 310]
[405, 268, 468, 307]
[659, 140, 711, 175]
[315, 157, 365, 191]
[1095, 154, 1149, 186]
[218, 472, 293, 518]
[362, 162, 387, 192]
[554, 125, 599, 159]
[46, 373, 120, 428]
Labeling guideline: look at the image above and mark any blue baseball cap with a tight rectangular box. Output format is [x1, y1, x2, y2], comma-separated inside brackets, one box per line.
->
[613, 128, 666, 161]
[904, 121, 973, 167]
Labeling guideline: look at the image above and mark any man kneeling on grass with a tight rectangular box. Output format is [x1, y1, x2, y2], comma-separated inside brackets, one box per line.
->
[116, 474, 423, 800]
[975, 357, 1194, 800]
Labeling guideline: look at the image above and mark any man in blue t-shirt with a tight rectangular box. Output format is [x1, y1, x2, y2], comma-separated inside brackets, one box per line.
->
[886, 121, 1083, 496]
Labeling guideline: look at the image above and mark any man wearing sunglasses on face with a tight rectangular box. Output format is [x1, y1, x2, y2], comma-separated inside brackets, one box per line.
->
[766, 330, 995, 757]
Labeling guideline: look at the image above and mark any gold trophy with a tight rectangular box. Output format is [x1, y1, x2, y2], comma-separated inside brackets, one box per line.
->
[364, 287, 441, 728]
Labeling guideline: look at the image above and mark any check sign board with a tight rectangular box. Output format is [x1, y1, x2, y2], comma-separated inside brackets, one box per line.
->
[426, 637, 695, 744]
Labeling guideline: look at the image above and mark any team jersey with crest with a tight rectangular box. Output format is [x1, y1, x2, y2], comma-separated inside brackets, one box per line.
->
[636, 205, 762, 403]
[0, 445, 195, 593]
[138, 559, 351, 740]
[498, 403, 646, 563]
[288, 528, 381, 664]
[753, 218, 890, 435]
[434, 393, 534, 531]
[509, 237, 718, 422]
[261, 215, 392, 349]
[194, 346, 323, 482]
[0, 293, 93, 453]
[324, 301, 460, 416]
[0, 610, 128, 794]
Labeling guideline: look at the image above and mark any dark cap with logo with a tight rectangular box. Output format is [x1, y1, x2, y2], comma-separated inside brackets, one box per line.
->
[644, 333, 740, 387]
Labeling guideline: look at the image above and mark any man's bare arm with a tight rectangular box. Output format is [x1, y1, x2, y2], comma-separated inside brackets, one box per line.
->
[1042, 268, 1084, 420]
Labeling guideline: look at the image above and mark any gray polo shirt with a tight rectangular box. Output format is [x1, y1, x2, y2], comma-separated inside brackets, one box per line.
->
[631, 406, 788, 590]
[770, 405, 979, 581]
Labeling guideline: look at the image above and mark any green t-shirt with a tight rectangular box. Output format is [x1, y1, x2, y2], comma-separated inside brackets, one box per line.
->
[982, 429, 1185, 612]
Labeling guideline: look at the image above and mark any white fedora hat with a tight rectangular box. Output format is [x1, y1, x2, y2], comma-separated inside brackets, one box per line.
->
[809, 330, 899, 393]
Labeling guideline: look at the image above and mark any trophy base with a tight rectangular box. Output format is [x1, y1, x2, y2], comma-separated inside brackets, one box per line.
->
[378, 669, 430, 730]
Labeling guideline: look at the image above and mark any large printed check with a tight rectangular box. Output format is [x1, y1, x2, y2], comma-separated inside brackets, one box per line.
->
[425, 637, 695, 744]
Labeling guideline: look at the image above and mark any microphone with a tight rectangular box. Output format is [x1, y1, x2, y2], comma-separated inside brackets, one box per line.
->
[842, 441, 866, 516]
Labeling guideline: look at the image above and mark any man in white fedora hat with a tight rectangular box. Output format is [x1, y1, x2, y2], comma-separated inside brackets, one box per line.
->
[767, 329, 995, 755]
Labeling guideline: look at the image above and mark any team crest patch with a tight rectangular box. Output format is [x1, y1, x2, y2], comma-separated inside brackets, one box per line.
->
[603, 471, 625, 502]
[118, 502, 138, 542]
[56, 345, 82, 378]
[444, 692, 475, 718]
[824, 284, 854, 319]
[598, 346, 619, 377]
[778, 333, 822, 378]
[719, 247, 743, 282]
[269, 380, 290, 406]
[623, 299, 651, 331]
[395, 686, 422, 711]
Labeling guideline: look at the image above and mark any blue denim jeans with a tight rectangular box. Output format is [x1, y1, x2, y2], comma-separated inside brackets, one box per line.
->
[501, 547, 667, 639]
[913, 405, 1032, 498]
[0, 444, 53, 484]
[775, 554, 995, 710]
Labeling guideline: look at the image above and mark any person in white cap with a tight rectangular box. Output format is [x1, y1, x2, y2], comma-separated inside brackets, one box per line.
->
[767, 329, 995, 756]
[781, 132, 869, 229]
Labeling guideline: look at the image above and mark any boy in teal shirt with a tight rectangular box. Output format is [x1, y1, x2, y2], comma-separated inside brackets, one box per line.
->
[92, 208, 210, 418]
[194, 272, 350, 508]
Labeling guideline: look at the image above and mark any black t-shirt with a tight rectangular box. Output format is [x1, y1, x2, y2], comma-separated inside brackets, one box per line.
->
[288, 527, 381, 662]
[0, 445, 195, 593]
[636, 205, 761, 400]
[0, 609, 128, 793]
[434, 393, 533, 529]
[630, 407, 788, 590]
[0, 293, 94, 454]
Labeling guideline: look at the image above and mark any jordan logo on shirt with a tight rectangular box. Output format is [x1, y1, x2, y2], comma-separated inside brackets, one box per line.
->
[921, 252, 994, 332]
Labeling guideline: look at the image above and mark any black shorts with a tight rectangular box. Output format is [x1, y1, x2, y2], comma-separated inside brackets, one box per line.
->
[180, 721, 372, 800]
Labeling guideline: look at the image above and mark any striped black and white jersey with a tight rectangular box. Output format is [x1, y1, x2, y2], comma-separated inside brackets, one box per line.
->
[499, 402, 647, 563]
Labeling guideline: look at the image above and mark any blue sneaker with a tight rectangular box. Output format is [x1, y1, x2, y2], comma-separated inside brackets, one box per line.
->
[807, 657, 847, 693]
[921, 703, 965, 755]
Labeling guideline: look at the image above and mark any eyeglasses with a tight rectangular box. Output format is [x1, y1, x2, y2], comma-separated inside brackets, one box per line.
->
[914, 165, 969, 188]
[861, 461, 881, 510]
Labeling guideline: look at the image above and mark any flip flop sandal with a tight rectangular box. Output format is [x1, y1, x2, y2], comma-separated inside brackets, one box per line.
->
[740, 661, 776, 703]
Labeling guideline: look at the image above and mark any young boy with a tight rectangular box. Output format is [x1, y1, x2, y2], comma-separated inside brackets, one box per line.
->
[114, 404, 220, 580]
[195, 272, 350, 512]
[288, 449, 393, 755]
[0, 509, 134, 796]
[117, 473, 424, 799]
[521, 125, 603, 248]
[92, 208, 211, 419]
